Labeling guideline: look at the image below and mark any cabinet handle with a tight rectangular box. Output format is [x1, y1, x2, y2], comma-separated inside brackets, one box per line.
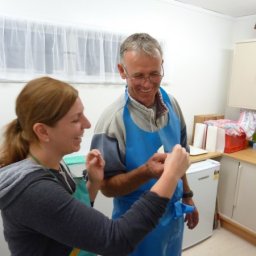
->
[233, 163, 242, 210]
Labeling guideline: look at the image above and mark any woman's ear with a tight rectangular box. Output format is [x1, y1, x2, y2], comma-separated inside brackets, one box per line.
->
[32, 123, 50, 143]
[117, 64, 126, 79]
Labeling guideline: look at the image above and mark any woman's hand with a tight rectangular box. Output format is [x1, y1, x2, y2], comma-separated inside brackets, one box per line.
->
[151, 145, 190, 198]
[86, 149, 105, 185]
[164, 145, 190, 179]
[86, 149, 105, 203]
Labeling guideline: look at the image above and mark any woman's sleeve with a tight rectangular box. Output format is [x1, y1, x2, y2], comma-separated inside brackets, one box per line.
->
[11, 178, 168, 256]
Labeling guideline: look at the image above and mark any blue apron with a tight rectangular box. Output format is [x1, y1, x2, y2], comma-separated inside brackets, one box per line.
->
[112, 87, 194, 256]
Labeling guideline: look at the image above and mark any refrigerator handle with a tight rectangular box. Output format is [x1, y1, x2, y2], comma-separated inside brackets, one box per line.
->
[198, 175, 210, 180]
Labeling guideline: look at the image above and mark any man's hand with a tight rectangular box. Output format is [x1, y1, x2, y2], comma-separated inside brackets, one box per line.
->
[183, 197, 199, 229]
[146, 153, 167, 178]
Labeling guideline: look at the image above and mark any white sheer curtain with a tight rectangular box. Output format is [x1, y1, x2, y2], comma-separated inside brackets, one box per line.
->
[0, 16, 125, 84]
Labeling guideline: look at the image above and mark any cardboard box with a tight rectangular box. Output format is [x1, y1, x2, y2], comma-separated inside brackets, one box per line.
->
[192, 114, 224, 145]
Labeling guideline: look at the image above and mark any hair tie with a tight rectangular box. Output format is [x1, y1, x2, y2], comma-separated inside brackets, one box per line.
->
[16, 119, 22, 131]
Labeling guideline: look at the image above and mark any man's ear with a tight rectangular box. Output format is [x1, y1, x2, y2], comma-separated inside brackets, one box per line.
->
[117, 64, 126, 79]
[32, 123, 50, 143]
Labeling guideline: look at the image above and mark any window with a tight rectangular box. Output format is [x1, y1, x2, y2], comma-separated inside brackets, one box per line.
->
[0, 16, 124, 84]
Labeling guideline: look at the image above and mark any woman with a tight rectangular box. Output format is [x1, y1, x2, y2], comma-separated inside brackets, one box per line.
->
[0, 77, 190, 256]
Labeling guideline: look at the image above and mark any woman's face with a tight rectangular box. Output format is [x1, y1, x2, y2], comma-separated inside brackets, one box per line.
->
[47, 97, 91, 155]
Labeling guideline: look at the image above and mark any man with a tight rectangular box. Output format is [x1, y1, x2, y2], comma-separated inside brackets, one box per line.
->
[91, 33, 199, 256]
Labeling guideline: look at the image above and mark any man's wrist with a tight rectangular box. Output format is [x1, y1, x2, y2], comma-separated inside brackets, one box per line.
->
[145, 163, 155, 178]
[182, 190, 193, 198]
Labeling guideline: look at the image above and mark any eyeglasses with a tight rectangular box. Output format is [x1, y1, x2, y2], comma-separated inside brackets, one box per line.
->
[122, 64, 164, 84]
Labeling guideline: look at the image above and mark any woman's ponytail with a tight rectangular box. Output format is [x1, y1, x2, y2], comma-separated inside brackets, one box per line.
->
[0, 119, 29, 167]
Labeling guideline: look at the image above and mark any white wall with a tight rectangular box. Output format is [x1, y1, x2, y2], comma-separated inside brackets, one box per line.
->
[232, 14, 256, 42]
[0, 0, 235, 146]
[0, 215, 9, 255]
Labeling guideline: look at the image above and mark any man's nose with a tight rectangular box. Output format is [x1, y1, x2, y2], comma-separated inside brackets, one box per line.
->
[141, 76, 153, 86]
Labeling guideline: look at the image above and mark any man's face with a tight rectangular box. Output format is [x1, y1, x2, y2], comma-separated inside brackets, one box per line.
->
[118, 50, 163, 107]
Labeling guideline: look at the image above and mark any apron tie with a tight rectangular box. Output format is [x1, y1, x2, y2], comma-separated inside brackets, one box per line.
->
[174, 201, 195, 219]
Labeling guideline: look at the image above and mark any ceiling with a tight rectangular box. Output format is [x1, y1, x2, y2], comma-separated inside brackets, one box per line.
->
[174, 0, 256, 17]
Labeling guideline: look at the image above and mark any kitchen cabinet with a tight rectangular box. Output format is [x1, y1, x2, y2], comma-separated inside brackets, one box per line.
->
[228, 40, 256, 110]
[218, 157, 239, 218]
[218, 156, 256, 233]
[232, 161, 256, 231]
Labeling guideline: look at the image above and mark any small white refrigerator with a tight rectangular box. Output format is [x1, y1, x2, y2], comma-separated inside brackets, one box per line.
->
[182, 159, 220, 250]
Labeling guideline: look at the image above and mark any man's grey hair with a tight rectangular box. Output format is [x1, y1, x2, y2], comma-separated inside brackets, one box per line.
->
[120, 33, 163, 62]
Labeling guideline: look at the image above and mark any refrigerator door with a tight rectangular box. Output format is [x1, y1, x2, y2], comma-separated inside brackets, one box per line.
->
[182, 159, 220, 250]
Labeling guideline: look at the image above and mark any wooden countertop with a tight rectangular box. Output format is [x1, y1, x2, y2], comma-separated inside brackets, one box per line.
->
[189, 148, 256, 165]
[223, 147, 256, 165]
[190, 151, 222, 163]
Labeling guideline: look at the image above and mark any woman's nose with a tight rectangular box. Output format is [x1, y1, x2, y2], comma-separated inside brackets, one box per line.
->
[83, 115, 91, 129]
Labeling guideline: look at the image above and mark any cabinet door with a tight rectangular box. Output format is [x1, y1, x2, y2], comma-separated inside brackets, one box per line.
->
[233, 162, 256, 232]
[218, 157, 239, 218]
[228, 41, 256, 110]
